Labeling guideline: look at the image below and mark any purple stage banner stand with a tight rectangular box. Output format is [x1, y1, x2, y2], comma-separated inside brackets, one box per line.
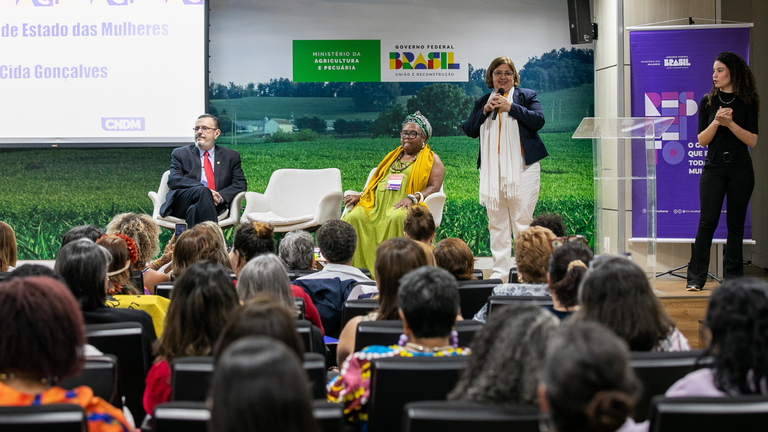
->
[629, 26, 752, 241]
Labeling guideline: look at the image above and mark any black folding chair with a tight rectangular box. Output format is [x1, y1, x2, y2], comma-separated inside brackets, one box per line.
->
[312, 400, 344, 432]
[457, 279, 502, 318]
[366, 355, 470, 432]
[296, 319, 314, 353]
[0, 404, 87, 432]
[486, 295, 553, 318]
[0, 271, 10, 282]
[648, 395, 768, 432]
[629, 350, 708, 422]
[340, 299, 379, 330]
[288, 269, 319, 281]
[472, 269, 484, 280]
[170, 357, 214, 402]
[155, 282, 174, 299]
[153, 401, 209, 432]
[354, 320, 482, 352]
[358, 268, 372, 279]
[294, 296, 306, 320]
[402, 400, 543, 432]
[86, 322, 150, 420]
[60, 354, 121, 408]
[304, 353, 327, 400]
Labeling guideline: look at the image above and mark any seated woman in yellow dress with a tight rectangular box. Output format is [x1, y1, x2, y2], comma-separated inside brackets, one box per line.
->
[342, 111, 445, 275]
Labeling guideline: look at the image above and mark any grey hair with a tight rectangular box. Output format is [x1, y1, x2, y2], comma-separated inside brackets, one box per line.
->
[237, 254, 295, 312]
[449, 303, 560, 405]
[278, 230, 314, 271]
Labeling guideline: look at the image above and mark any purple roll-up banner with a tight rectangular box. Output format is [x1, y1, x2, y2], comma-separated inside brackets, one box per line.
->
[629, 27, 751, 241]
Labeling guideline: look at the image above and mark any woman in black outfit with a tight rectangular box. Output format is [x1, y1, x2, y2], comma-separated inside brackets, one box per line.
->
[687, 52, 759, 291]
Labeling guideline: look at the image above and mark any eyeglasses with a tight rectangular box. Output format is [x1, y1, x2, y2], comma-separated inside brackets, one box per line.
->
[400, 131, 422, 139]
[193, 126, 218, 132]
[549, 235, 589, 250]
[493, 71, 515, 77]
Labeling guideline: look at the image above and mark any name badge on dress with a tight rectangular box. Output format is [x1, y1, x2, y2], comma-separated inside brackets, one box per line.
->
[386, 174, 403, 190]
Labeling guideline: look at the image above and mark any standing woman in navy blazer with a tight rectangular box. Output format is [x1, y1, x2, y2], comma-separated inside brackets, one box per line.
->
[463, 57, 547, 282]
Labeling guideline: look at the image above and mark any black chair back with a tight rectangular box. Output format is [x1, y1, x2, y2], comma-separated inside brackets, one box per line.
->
[402, 401, 543, 432]
[354, 321, 482, 353]
[630, 350, 708, 422]
[457, 279, 502, 318]
[358, 268, 372, 278]
[367, 355, 470, 432]
[472, 269, 484, 280]
[296, 319, 314, 353]
[648, 395, 768, 432]
[86, 322, 149, 420]
[60, 354, 121, 408]
[486, 295, 553, 317]
[304, 353, 327, 400]
[294, 296, 306, 320]
[288, 269, 319, 281]
[0, 404, 87, 432]
[153, 401, 209, 432]
[171, 357, 214, 402]
[0, 271, 10, 282]
[155, 282, 174, 299]
[312, 400, 344, 432]
[341, 299, 379, 330]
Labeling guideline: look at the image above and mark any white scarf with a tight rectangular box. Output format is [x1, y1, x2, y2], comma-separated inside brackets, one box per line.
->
[479, 88, 522, 210]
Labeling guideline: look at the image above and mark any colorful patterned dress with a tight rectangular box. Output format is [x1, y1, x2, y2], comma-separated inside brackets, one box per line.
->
[327, 344, 471, 431]
[0, 382, 131, 432]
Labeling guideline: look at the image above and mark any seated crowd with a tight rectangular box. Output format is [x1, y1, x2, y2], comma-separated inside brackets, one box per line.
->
[1, 209, 767, 432]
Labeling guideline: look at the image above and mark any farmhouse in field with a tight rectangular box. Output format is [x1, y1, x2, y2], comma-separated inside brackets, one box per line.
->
[265, 118, 295, 135]
[235, 120, 265, 134]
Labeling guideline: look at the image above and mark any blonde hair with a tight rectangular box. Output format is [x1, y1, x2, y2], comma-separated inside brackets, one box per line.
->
[514, 226, 555, 283]
[106, 213, 160, 264]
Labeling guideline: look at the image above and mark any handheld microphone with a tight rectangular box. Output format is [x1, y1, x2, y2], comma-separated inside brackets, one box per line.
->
[491, 88, 505, 120]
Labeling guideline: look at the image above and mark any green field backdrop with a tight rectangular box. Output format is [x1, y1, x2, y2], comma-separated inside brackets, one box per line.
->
[0, 132, 592, 260]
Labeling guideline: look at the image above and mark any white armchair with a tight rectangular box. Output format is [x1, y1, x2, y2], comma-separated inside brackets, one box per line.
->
[342, 167, 447, 227]
[240, 168, 343, 232]
[148, 170, 246, 229]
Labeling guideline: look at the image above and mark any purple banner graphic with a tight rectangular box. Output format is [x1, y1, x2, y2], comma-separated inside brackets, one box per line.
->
[629, 27, 751, 240]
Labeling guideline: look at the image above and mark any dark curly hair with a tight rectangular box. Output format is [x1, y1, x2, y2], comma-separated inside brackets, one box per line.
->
[232, 221, 275, 263]
[707, 51, 760, 113]
[0, 277, 86, 381]
[531, 213, 567, 237]
[548, 241, 593, 308]
[449, 303, 559, 405]
[703, 277, 768, 395]
[316, 220, 357, 264]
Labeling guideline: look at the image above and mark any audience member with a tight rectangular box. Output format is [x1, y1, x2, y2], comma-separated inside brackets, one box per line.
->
[55, 239, 156, 347]
[143, 260, 239, 415]
[8, 263, 64, 282]
[230, 222, 324, 334]
[544, 240, 593, 320]
[296, 219, 372, 283]
[210, 337, 319, 432]
[106, 212, 171, 294]
[328, 266, 471, 430]
[539, 321, 642, 432]
[294, 220, 372, 338]
[433, 237, 475, 281]
[573, 256, 690, 352]
[473, 226, 555, 321]
[415, 240, 437, 266]
[337, 237, 429, 364]
[450, 303, 559, 405]
[278, 229, 315, 271]
[214, 294, 304, 363]
[0, 221, 16, 272]
[199, 220, 233, 271]
[531, 213, 566, 237]
[61, 224, 105, 248]
[170, 224, 223, 279]
[97, 235, 141, 295]
[666, 277, 768, 397]
[0, 276, 132, 431]
[403, 205, 436, 246]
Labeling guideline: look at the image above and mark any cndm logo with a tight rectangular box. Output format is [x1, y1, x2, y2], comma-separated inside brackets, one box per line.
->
[102, 117, 145, 131]
[389, 52, 460, 70]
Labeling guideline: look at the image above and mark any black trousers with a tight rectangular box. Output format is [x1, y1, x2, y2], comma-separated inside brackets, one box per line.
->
[687, 158, 754, 287]
[167, 185, 225, 228]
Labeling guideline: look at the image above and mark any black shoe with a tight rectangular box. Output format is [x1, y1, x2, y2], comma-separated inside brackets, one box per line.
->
[686, 284, 702, 292]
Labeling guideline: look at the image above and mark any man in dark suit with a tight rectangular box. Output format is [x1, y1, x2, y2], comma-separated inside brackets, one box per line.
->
[160, 114, 247, 227]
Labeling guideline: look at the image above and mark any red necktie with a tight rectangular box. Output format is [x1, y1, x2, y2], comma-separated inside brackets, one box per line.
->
[204, 151, 216, 191]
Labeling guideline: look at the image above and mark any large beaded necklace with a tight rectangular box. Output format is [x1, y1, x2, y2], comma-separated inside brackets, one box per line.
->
[390, 150, 418, 173]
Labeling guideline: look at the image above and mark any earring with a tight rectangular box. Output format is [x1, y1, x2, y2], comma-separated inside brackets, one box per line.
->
[398, 333, 409, 347]
[451, 330, 459, 348]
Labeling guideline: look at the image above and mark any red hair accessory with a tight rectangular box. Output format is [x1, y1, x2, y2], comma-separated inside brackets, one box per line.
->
[99, 234, 139, 264]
